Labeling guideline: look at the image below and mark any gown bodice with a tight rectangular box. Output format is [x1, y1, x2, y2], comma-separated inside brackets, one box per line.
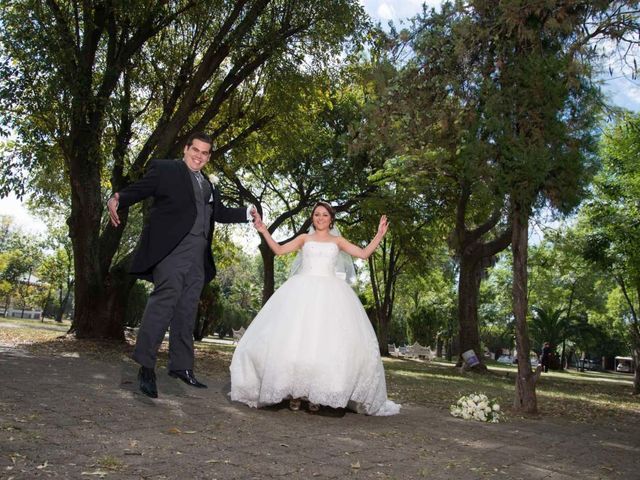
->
[299, 241, 339, 277]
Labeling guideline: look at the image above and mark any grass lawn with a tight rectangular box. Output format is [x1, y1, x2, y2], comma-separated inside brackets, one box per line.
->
[1, 317, 637, 425]
[382, 357, 638, 424]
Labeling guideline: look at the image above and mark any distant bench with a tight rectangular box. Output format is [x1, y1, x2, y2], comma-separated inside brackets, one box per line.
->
[388, 342, 435, 360]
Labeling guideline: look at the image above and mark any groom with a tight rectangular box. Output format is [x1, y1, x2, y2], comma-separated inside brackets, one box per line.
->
[107, 132, 256, 398]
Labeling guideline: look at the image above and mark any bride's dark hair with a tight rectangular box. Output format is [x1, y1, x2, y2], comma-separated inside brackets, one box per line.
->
[311, 201, 336, 228]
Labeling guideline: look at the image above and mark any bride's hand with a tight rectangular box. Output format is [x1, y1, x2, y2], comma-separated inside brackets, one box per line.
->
[378, 215, 389, 237]
[253, 214, 268, 233]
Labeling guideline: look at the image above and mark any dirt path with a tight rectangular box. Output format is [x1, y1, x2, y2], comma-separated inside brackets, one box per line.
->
[1, 345, 638, 479]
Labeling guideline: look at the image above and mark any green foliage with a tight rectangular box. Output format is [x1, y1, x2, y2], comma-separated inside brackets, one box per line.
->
[579, 114, 640, 382]
[406, 304, 447, 348]
[530, 306, 579, 352]
[0, 0, 368, 198]
[124, 282, 149, 328]
[582, 114, 640, 283]
[1, 0, 369, 338]
[0, 226, 42, 311]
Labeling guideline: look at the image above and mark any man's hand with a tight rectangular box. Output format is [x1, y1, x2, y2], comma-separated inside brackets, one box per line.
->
[249, 206, 260, 225]
[107, 193, 121, 227]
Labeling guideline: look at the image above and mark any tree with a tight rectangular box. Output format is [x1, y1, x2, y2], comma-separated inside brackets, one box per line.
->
[489, 0, 640, 411]
[376, 0, 638, 411]
[224, 80, 380, 303]
[368, 4, 515, 369]
[527, 232, 619, 368]
[1, 0, 366, 339]
[581, 113, 640, 394]
[37, 221, 75, 323]
[0, 235, 41, 315]
[486, 4, 599, 413]
[529, 306, 594, 369]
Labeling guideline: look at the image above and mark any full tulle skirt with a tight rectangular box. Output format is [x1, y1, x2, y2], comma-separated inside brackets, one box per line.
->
[229, 274, 400, 416]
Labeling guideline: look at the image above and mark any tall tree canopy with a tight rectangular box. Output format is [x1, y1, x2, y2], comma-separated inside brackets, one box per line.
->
[367, 0, 638, 411]
[0, 0, 366, 339]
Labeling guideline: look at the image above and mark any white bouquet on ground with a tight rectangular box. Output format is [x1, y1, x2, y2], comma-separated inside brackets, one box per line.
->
[450, 393, 503, 423]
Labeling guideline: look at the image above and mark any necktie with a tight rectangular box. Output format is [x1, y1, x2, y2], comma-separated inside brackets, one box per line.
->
[194, 172, 204, 192]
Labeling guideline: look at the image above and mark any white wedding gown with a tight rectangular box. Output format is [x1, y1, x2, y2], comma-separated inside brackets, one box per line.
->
[229, 241, 400, 416]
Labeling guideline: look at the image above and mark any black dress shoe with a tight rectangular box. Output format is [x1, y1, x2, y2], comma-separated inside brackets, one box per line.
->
[138, 366, 158, 398]
[168, 369, 207, 388]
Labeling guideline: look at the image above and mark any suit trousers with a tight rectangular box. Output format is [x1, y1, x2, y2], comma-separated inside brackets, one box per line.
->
[132, 233, 207, 371]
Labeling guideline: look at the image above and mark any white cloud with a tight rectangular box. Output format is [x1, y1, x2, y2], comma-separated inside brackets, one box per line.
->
[377, 3, 396, 20]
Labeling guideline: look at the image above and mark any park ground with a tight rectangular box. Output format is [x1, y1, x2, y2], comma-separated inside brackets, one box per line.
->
[1, 318, 639, 479]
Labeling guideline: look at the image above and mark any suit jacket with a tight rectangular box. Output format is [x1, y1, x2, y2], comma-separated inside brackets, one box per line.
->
[118, 159, 247, 283]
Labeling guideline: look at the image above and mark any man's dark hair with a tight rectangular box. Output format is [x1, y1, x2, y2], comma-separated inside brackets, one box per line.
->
[185, 132, 213, 148]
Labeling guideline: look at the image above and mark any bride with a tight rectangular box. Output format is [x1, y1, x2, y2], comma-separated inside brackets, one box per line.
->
[229, 201, 400, 416]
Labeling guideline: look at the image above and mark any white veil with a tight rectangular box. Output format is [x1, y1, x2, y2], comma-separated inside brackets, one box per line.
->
[289, 225, 357, 284]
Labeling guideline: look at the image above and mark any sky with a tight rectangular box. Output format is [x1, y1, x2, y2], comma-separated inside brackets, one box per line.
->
[2, 0, 639, 235]
[362, 0, 640, 110]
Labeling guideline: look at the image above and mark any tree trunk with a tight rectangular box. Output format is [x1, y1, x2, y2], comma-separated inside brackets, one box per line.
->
[368, 243, 399, 357]
[450, 185, 511, 371]
[71, 255, 134, 341]
[457, 253, 486, 371]
[259, 241, 275, 304]
[68, 120, 134, 339]
[617, 278, 640, 394]
[194, 314, 215, 342]
[512, 203, 540, 413]
[377, 309, 390, 356]
[41, 287, 52, 322]
[56, 285, 72, 323]
[633, 346, 640, 395]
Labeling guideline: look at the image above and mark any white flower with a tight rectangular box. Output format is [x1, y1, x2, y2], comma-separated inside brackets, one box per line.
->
[450, 393, 504, 423]
[208, 174, 220, 185]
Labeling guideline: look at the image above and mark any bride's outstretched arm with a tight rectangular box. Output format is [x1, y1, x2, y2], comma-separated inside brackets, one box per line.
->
[337, 215, 389, 259]
[254, 213, 306, 256]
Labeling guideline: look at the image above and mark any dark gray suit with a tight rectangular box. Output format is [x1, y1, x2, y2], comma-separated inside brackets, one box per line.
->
[118, 159, 247, 370]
